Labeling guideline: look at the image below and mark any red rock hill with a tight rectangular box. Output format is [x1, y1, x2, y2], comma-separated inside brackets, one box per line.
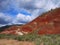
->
[0, 8, 60, 35]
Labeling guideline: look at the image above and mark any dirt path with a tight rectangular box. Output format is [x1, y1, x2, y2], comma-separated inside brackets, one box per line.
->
[0, 39, 35, 45]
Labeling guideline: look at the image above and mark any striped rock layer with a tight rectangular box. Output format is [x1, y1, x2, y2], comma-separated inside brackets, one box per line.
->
[1, 8, 60, 35]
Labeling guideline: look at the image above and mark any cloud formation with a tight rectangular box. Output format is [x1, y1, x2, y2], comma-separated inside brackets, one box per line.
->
[0, 13, 12, 27]
[12, 13, 33, 24]
[0, 0, 60, 27]
[0, 13, 12, 25]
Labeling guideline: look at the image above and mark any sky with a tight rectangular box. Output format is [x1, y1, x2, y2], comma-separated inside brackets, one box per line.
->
[0, 0, 60, 27]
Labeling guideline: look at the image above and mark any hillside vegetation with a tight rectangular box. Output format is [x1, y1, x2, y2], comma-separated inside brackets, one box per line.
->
[0, 34, 60, 45]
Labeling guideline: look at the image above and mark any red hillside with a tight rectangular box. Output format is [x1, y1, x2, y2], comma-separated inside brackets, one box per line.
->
[0, 8, 60, 35]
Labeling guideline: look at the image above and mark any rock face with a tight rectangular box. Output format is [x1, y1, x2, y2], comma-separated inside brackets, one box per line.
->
[0, 8, 60, 35]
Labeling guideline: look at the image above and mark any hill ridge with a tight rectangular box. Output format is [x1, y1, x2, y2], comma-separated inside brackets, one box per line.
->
[0, 8, 60, 35]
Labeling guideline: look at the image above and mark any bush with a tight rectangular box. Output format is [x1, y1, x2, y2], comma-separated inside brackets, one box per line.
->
[0, 34, 60, 45]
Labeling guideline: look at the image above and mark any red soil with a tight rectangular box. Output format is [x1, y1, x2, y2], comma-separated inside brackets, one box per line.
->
[1, 8, 60, 35]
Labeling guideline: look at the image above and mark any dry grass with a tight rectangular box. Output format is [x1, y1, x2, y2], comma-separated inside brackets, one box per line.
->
[0, 39, 35, 45]
[0, 34, 60, 45]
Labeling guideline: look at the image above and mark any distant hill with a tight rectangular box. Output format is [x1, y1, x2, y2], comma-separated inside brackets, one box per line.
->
[0, 24, 23, 32]
[0, 8, 60, 35]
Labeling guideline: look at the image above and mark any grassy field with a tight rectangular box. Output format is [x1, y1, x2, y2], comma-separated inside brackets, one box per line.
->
[0, 34, 60, 45]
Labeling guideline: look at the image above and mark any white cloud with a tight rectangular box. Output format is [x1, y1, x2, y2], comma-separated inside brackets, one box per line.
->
[0, 24, 6, 27]
[0, 0, 60, 15]
[12, 13, 34, 24]
[0, 13, 12, 25]
[13, 0, 60, 24]
[43, 0, 58, 11]
[0, 0, 60, 27]
[17, 14, 31, 21]
[0, 0, 60, 12]
[12, 0, 59, 17]
[33, 0, 46, 9]
[0, 0, 12, 12]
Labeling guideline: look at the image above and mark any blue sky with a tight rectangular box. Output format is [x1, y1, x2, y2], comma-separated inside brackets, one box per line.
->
[0, 0, 60, 27]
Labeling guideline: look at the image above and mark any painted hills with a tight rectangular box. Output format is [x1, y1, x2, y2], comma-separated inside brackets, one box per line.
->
[0, 8, 60, 35]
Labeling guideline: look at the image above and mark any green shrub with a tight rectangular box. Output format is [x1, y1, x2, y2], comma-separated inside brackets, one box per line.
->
[0, 34, 60, 45]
